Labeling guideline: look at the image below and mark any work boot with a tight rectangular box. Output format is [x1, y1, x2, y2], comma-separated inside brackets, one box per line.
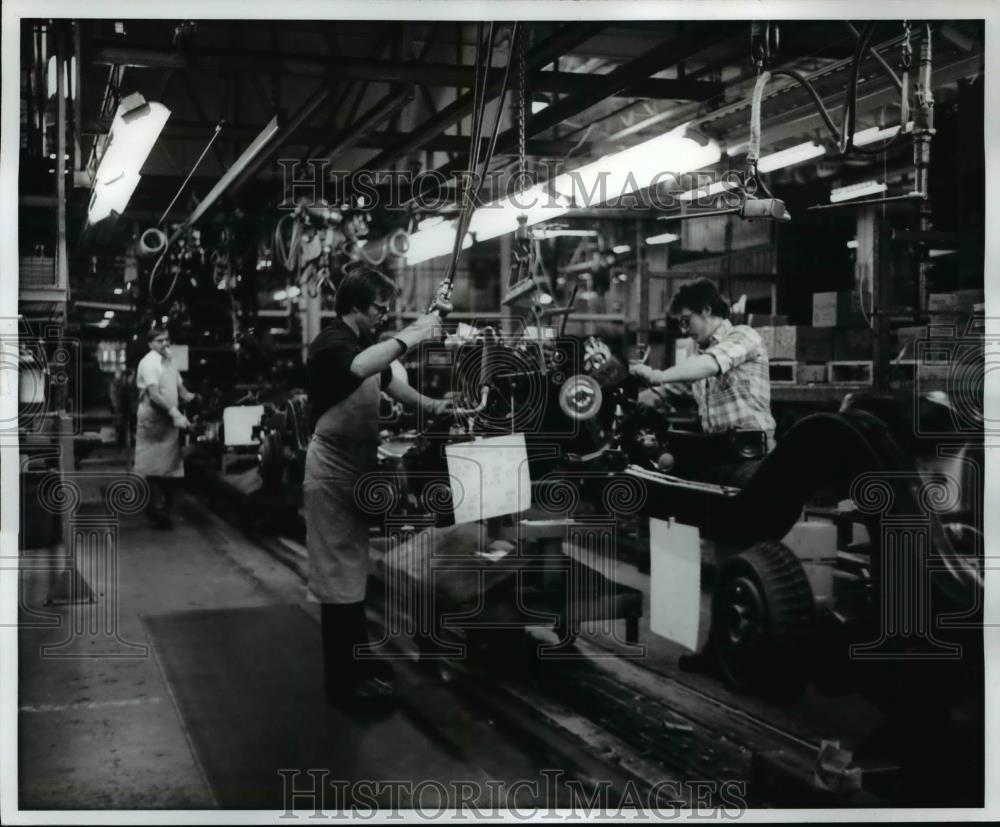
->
[348, 601, 395, 683]
[322, 603, 395, 709]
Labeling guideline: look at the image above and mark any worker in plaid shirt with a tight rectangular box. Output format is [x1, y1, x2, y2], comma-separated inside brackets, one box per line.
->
[629, 278, 776, 450]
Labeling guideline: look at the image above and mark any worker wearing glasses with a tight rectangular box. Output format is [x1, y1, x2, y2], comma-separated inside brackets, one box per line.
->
[629, 278, 775, 483]
[134, 326, 197, 529]
[304, 267, 452, 709]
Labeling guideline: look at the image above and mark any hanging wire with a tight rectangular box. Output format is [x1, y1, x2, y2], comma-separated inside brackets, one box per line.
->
[157, 122, 224, 226]
[518, 25, 527, 188]
[435, 22, 518, 310]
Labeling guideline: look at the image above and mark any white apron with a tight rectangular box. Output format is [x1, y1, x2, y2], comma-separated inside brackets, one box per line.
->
[134, 356, 184, 478]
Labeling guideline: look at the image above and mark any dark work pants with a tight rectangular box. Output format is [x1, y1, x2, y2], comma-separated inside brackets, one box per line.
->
[320, 602, 392, 696]
[147, 477, 178, 518]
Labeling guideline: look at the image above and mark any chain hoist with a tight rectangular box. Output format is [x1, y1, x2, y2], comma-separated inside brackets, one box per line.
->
[511, 27, 532, 287]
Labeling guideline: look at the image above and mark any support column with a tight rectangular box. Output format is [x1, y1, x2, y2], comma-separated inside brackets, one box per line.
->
[858, 206, 892, 392]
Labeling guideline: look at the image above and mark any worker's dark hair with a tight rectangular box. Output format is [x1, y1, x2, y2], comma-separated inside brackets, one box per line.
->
[334, 267, 399, 315]
[669, 278, 730, 319]
[147, 325, 168, 342]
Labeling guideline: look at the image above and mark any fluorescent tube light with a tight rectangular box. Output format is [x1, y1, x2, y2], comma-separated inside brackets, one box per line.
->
[417, 216, 445, 231]
[404, 124, 720, 265]
[830, 180, 888, 203]
[87, 94, 170, 225]
[846, 239, 859, 249]
[404, 220, 473, 265]
[612, 244, 631, 254]
[645, 232, 679, 245]
[853, 121, 914, 146]
[678, 179, 740, 202]
[534, 229, 598, 239]
[551, 125, 720, 207]
[88, 170, 142, 224]
[756, 142, 826, 173]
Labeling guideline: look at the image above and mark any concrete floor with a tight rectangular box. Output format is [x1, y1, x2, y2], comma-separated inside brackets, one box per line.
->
[17, 473, 306, 809]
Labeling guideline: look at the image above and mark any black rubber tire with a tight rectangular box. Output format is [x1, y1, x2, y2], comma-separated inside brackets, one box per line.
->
[710, 541, 816, 701]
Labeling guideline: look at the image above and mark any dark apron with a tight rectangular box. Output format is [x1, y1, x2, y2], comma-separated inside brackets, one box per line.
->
[304, 373, 381, 604]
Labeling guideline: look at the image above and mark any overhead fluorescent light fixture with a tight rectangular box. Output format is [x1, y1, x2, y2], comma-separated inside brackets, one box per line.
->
[87, 93, 171, 226]
[678, 179, 740, 202]
[404, 219, 473, 265]
[403, 125, 720, 265]
[830, 180, 887, 203]
[551, 125, 720, 207]
[612, 244, 631, 254]
[846, 239, 859, 249]
[929, 249, 957, 258]
[534, 229, 598, 239]
[417, 215, 446, 231]
[756, 142, 826, 173]
[645, 232, 679, 245]
[853, 121, 914, 147]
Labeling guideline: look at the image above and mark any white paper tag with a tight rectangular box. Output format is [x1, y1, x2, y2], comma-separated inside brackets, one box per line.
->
[445, 433, 531, 524]
[649, 517, 701, 651]
[222, 405, 265, 446]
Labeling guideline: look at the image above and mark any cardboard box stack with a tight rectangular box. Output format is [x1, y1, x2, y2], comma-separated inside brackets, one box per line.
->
[832, 328, 874, 361]
[772, 326, 834, 362]
[813, 291, 867, 328]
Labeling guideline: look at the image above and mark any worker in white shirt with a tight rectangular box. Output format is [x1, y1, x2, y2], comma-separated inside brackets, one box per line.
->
[134, 327, 196, 529]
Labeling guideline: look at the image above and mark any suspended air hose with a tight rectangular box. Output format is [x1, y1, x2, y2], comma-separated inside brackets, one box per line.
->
[273, 213, 303, 273]
[431, 22, 517, 313]
[748, 22, 912, 162]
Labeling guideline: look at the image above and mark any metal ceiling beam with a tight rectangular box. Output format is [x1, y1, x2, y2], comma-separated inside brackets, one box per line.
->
[229, 84, 415, 195]
[80, 119, 587, 156]
[356, 23, 606, 172]
[318, 86, 416, 167]
[428, 23, 742, 180]
[89, 39, 718, 100]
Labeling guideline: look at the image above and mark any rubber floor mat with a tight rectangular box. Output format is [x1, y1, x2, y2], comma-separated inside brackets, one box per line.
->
[143, 604, 490, 810]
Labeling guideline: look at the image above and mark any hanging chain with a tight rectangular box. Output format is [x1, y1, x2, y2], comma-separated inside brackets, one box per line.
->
[901, 20, 913, 69]
[518, 25, 527, 186]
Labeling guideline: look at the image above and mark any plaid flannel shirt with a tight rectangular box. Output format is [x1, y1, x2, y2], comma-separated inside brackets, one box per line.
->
[690, 320, 776, 440]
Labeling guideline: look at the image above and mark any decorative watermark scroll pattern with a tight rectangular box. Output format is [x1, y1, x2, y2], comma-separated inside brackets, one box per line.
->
[30, 472, 150, 659]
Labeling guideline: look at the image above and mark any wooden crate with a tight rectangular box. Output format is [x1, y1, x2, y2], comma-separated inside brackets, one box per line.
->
[828, 361, 873, 384]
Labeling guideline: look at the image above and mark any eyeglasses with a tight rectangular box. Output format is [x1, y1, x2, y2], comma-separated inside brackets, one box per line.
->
[676, 313, 694, 332]
[370, 301, 390, 317]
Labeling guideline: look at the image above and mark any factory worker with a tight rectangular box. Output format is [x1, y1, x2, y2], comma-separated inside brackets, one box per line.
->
[629, 278, 775, 484]
[134, 326, 196, 529]
[304, 266, 451, 708]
